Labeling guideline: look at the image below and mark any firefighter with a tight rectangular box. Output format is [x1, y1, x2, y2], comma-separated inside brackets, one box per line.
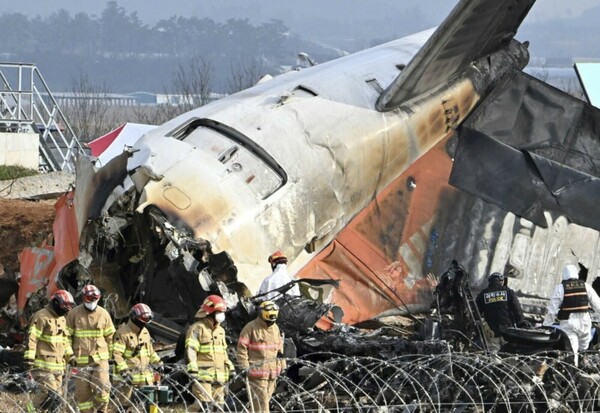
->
[476, 272, 528, 353]
[66, 284, 115, 413]
[111, 303, 163, 412]
[24, 289, 75, 413]
[543, 264, 600, 366]
[185, 294, 234, 411]
[257, 251, 300, 299]
[237, 301, 286, 413]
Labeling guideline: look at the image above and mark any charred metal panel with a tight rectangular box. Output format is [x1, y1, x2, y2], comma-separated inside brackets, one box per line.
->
[74, 151, 130, 234]
[450, 128, 548, 226]
[463, 70, 600, 177]
[451, 70, 600, 231]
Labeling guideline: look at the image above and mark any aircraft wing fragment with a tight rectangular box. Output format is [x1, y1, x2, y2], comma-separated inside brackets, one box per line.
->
[377, 0, 535, 111]
[450, 70, 600, 231]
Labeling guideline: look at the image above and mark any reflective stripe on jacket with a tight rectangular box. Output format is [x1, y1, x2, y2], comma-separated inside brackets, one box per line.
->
[559, 279, 590, 318]
[25, 305, 73, 372]
[237, 317, 285, 379]
[113, 320, 161, 385]
[185, 317, 233, 383]
[66, 304, 115, 365]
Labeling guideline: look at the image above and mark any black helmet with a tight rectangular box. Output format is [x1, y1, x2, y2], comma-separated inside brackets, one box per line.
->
[489, 272, 504, 283]
[50, 290, 75, 316]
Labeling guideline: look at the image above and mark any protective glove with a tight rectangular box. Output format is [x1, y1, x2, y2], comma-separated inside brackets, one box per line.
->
[517, 320, 531, 329]
[229, 370, 247, 391]
[68, 355, 77, 367]
[23, 359, 34, 371]
[154, 363, 165, 375]
[121, 370, 133, 385]
[226, 360, 235, 373]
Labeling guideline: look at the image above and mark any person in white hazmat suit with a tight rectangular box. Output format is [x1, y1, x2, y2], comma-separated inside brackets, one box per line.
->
[257, 251, 300, 300]
[543, 264, 600, 366]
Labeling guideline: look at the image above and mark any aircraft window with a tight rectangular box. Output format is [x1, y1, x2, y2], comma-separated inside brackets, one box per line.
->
[169, 119, 287, 199]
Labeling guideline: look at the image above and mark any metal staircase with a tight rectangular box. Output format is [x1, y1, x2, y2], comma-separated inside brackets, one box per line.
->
[0, 62, 82, 172]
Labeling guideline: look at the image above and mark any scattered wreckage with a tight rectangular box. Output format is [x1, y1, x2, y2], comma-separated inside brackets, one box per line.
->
[4, 262, 600, 412]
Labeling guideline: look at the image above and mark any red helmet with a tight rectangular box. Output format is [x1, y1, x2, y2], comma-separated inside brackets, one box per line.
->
[130, 303, 154, 324]
[268, 250, 287, 265]
[82, 285, 101, 303]
[50, 290, 75, 312]
[200, 295, 227, 314]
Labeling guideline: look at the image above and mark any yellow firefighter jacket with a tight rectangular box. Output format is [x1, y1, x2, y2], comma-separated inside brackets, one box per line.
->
[112, 320, 162, 385]
[24, 304, 73, 372]
[66, 304, 115, 365]
[237, 317, 285, 379]
[185, 316, 233, 383]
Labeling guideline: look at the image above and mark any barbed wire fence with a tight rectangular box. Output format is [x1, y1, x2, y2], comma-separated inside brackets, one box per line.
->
[2, 351, 600, 412]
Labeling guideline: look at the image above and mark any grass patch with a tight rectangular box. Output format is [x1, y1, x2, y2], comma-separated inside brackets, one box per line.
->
[0, 165, 38, 180]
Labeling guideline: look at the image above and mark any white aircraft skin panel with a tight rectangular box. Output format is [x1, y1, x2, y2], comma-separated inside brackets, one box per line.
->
[135, 29, 435, 143]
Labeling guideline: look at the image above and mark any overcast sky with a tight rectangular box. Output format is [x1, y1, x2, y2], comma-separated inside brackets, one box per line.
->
[1, 0, 599, 25]
[1, 0, 598, 61]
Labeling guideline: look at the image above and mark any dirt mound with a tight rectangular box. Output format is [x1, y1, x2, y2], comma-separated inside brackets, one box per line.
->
[0, 199, 55, 274]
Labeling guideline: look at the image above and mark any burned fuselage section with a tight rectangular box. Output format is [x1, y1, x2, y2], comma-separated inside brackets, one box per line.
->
[70, 27, 535, 330]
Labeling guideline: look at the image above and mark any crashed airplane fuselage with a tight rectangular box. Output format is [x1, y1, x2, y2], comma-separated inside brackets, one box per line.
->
[72, 0, 546, 326]
[70, 0, 600, 328]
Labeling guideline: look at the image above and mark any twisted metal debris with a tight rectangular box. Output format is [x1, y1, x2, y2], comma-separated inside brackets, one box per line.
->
[2, 351, 600, 412]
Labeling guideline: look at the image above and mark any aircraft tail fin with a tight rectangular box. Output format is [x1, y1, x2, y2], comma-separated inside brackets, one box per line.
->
[376, 0, 535, 111]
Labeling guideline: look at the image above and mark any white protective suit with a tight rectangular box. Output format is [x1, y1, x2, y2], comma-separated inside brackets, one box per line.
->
[257, 263, 301, 300]
[543, 264, 600, 366]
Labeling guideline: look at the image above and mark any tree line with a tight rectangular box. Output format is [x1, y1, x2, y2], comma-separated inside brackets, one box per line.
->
[0, 1, 335, 93]
[0, 1, 341, 140]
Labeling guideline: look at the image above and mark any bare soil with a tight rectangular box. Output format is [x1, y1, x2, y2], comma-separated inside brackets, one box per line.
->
[0, 199, 56, 275]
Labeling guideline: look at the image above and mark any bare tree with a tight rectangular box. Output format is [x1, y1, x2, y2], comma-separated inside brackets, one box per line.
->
[130, 104, 178, 126]
[129, 55, 216, 126]
[64, 72, 118, 142]
[66, 56, 218, 135]
[172, 55, 215, 111]
[226, 56, 265, 94]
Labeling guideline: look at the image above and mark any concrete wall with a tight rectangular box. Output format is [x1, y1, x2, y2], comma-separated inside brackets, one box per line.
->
[0, 132, 39, 170]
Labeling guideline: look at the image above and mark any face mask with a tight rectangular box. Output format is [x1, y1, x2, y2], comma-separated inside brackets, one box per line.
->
[84, 301, 98, 311]
[215, 312, 226, 324]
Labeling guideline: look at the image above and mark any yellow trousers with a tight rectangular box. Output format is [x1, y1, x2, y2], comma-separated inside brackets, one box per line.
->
[29, 370, 63, 412]
[73, 361, 111, 413]
[247, 378, 277, 413]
